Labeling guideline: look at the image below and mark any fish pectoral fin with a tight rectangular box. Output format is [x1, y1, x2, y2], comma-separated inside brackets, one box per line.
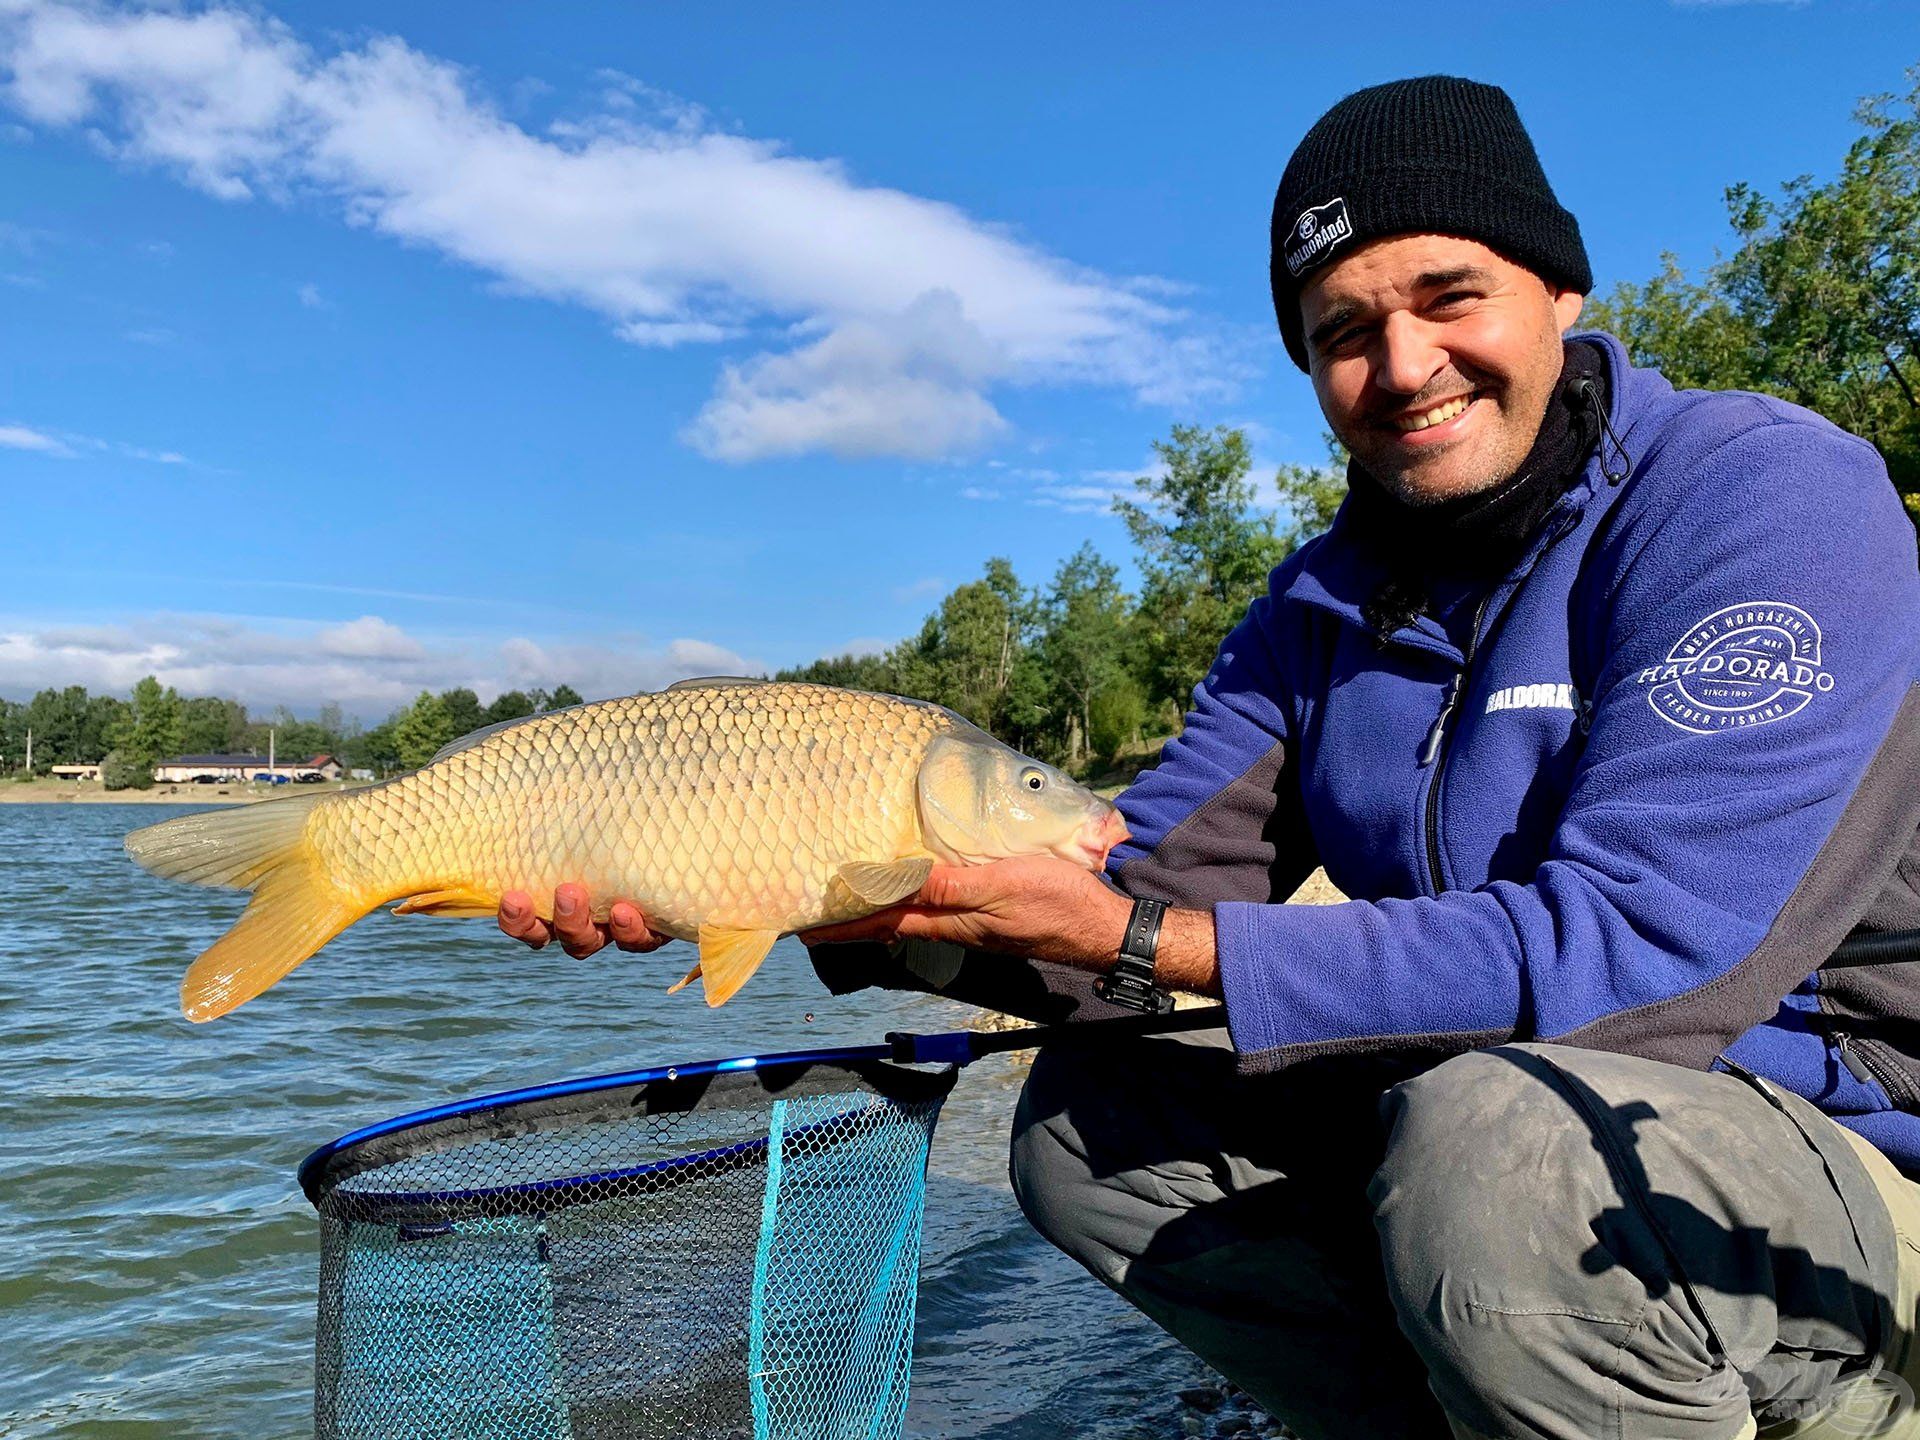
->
[666, 961, 702, 995]
[833, 857, 934, 908]
[695, 926, 779, 1007]
[392, 886, 498, 918]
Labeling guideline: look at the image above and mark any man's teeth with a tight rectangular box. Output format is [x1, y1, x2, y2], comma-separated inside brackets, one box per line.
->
[1394, 394, 1475, 432]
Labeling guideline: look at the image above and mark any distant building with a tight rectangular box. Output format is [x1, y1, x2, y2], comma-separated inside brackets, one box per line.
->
[49, 763, 102, 781]
[153, 753, 346, 783]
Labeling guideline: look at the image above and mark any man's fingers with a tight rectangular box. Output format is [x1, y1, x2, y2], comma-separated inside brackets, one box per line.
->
[498, 891, 553, 950]
[609, 901, 666, 953]
[552, 883, 609, 959]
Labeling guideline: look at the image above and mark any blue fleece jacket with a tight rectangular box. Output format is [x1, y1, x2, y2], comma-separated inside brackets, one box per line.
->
[1108, 332, 1920, 1170]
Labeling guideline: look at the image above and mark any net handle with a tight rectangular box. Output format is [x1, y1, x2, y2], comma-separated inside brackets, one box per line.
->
[888, 1001, 1227, 1066]
[885, 929, 1920, 1067]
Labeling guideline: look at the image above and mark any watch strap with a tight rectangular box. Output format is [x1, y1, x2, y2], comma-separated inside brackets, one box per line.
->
[1094, 897, 1175, 1014]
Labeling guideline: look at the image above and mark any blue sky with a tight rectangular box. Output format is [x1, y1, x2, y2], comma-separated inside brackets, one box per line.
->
[2, 0, 1916, 720]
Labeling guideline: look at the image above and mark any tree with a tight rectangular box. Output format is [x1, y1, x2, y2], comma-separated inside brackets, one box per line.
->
[885, 558, 1040, 738]
[1039, 543, 1135, 766]
[1586, 69, 1920, 518]
[774, 653, 896, 691]
[392, 692, 455, 771]
[110, 675, 184, 786]
[1272, 436, 1350, 552]
[484, 690, 538, 724]
[349, 718, 401, 777]
[1115, 425, 1290, 715]
[438, 687, 486, 740]
[179, 696, 249, 755]
[547, 684, 584, 710]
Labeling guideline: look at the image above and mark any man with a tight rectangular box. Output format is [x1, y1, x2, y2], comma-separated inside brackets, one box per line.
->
[500, 79, 1920, 1440]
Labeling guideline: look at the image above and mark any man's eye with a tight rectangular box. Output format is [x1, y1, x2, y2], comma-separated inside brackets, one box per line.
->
[1431, 290, 1478, 311]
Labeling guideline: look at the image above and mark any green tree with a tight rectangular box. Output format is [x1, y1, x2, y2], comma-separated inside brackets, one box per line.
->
[1039, 543, 1134, 766]
[548, 684, 584, 710]
[110, 675, 184, 785]
[438, 687, 486, 740]
[1115, 425, 1289, 715]
[1586, 68, 1920, 517]
[773, 652, 896, 691]
[392, 691, 455, 771]
[484, 690, 538, 724]
[887, 558, 1039, 737]
[349, 718, 401, 777]
[179, 696, 249, 755]
[1273, 436, 1350, 552]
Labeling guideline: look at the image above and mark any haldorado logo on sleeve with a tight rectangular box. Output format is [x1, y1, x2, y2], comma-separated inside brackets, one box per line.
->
[1282, 198, 1354, 278]
[1634, 601, 1834, 733]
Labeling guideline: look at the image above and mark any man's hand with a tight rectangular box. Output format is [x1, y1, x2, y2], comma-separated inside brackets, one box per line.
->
[497, 883, 671, 960]
[798, 854, 1132, 971]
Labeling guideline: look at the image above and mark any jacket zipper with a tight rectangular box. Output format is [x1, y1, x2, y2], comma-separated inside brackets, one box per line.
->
[1834, 1030, 1876, 1087]
[1417, 594, 1492, 896]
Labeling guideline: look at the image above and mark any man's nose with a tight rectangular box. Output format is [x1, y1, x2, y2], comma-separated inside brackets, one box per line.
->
[1373, 312, 1447, 395]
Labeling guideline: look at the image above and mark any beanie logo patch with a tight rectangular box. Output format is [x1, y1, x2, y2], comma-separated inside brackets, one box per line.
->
[1282, 197, 1353, 278]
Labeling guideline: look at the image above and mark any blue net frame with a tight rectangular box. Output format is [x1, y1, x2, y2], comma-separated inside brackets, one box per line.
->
[298, 1046, 958, 1440]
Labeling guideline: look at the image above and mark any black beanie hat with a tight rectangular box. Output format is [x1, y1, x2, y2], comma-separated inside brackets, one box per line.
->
[1269, 76, 1591, 372]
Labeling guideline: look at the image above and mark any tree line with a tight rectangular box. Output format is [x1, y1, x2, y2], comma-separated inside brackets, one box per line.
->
[0, 682, 584, 789]
[776, 426, 1342, 771]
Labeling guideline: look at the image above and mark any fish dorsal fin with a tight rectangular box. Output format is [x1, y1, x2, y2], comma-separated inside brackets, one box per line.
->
[665, 675, 768, 692]
[426, 702, 592, 766]
[834, 857, 934, 908]
[694, 925, 779, 1007]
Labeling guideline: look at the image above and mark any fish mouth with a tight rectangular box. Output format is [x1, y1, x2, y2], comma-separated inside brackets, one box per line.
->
[1056, 806, 1130, 870]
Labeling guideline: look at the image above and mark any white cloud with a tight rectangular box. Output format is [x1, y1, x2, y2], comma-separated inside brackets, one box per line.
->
[316, 614, 425, 661]
[959, 485, 1000, 501]
[889, 574, 948, 604]
[0, 421, 188, 464]
[0, 423, 72, 456]
[296, 279, 324, 307]
[0, 2, 1240, 461]
[0, 611, 763, 721]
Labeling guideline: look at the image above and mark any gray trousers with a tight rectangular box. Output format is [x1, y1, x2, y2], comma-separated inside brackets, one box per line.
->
[1009, 1032, 1920, 1440]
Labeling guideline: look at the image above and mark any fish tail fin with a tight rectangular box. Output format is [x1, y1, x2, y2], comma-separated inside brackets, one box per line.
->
[126, 795, 366, 1021]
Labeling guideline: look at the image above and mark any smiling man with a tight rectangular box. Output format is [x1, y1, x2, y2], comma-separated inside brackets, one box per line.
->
[502, 78, 1920, 1440]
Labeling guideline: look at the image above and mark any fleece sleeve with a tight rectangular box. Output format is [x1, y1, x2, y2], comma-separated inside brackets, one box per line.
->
[1214, 418, 1920, 1071]
[1107, 589, 1320, 909]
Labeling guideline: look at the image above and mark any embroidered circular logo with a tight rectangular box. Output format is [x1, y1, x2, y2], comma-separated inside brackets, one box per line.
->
[1633, 601, 1834, 733]
[1297, 212, 1317, 238]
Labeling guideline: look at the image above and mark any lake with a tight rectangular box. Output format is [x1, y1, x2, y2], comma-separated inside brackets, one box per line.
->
[0, 804, 1224, 1438]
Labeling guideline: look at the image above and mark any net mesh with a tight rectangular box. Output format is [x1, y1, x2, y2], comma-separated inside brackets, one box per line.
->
[305, 1057, 954, 1440]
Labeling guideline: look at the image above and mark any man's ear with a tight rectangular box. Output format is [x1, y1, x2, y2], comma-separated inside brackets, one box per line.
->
[1553, 288, 1586, 332]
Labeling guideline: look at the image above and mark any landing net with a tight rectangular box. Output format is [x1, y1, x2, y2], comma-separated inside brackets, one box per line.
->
[298, 1047, 956, 1440]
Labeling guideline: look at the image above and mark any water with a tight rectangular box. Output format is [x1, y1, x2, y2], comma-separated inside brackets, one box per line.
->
[0, 805, 1216, 1438]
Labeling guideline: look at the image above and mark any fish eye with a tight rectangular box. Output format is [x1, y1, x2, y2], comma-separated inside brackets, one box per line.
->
[1021, 768, 1045, 792]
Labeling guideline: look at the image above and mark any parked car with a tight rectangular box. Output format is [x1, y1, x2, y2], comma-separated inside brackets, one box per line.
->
[253, 772, 290, 784]
[293, 771, 325, 784]
[191, 774, 221, 784]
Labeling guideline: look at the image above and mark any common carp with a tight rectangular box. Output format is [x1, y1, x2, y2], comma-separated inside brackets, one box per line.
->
[126, 679, 1128, 1021]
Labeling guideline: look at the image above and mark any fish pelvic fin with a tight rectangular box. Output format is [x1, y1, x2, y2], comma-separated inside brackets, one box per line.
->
[392, 885, 498, 918]
[694, 926, 779, 1007]
[833, 857, 934, 908]
[126, 794, 367, 1021]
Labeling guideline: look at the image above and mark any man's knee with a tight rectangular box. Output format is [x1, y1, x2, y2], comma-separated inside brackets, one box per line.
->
[1369, 1045, 1749, 1434]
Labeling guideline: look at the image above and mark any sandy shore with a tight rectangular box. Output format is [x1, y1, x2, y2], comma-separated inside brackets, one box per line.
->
[0, 778, 360, 805]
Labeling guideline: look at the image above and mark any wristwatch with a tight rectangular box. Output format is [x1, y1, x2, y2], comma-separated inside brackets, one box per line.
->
[1093, 897, 1176, 1014]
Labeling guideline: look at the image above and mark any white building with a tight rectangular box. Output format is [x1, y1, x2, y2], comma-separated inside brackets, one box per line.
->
[153, 752, 346, 783]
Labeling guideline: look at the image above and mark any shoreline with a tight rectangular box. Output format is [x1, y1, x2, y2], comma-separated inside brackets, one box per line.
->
[0, 778, 359, 805]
